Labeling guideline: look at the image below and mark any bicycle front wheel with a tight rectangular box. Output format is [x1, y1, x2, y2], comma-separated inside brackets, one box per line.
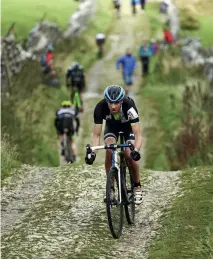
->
[106, 167, 123, 239]
[124, 168, 135, 225]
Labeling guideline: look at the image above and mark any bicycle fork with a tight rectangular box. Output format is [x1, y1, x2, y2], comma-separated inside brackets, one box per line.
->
[112, 150, 122, 204]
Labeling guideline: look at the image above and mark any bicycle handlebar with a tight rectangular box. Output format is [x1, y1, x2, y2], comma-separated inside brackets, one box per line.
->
[86, 142, 135, 154]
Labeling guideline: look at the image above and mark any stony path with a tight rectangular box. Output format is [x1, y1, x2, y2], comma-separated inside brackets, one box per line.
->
[1, 165, 55, 236]
[1, 165, 181, 258]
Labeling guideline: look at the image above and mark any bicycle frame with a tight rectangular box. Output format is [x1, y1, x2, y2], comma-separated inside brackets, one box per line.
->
[86, 142, 132, 205]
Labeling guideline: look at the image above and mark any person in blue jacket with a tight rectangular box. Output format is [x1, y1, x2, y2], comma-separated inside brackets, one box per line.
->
[138, 40, 153, 77]
[116, 48, 137, 92]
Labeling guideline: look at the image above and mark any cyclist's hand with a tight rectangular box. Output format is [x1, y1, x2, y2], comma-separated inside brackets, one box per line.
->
[80, 107, 84, 113]
[130, 149, 141, 161]
[85, 152, 96, 165]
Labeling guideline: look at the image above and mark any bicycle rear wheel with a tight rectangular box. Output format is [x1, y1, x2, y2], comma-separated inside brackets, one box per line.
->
[64, 135, 73, 163]
[124, 166, 135, 224]
[106, 167, 123, 238]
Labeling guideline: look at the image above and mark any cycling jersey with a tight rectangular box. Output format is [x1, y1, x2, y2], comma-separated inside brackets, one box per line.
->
[56, 108, 76, 118]
[55, 107, 76, 135]
[94, 97, 139, 141]
[94, 97, 139, 124]
[66, 67, 85, 91]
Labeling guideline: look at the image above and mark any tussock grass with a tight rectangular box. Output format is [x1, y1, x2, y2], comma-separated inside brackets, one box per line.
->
[148, 166, 213, 259]
[1, 136, 21, 180]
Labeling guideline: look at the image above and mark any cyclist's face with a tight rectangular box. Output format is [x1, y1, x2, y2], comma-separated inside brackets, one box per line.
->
[107, 101, 123, 114]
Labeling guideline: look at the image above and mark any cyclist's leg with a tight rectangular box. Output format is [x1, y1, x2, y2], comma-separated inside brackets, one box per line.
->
[104, 123, 118, 174]
[77, 82, 84, 104]
[59, 134, 65, 155]
[57, 119, 65, 155]
[70, 136, 77, 161]
[75, 114, 80, 134]
[123, 125, 140, 186]
[123, 126, 142, 204]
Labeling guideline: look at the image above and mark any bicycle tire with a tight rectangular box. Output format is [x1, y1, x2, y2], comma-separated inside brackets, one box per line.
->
[106, 167, 123, 239]
[123, 166, 135, 225]
[64, 135, 73, 163]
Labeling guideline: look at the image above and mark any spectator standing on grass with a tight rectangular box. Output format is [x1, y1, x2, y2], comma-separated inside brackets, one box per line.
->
[138, 40, 153, 77]
[40, 44, 55, 76]
[150, 39, 160, 55]
[163, 27, 174, 45]
[116, 48, 137, 93]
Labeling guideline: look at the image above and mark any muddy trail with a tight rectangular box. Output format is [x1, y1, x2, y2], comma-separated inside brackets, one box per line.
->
[1, 2, 182, 258]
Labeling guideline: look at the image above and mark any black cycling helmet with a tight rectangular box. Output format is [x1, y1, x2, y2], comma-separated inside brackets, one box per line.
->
[104, 85, 125, 103]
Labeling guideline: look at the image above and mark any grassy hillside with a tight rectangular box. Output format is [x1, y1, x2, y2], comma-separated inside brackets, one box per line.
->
[148, 166, 213, 258]
[1, 0, 114, 171]
[141, 1, 213, 171]
[1, 136, 21, 180]
[1, 0, 78, 39]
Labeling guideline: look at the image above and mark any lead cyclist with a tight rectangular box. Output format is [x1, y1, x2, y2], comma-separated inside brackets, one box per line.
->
[85, 85, 143, 204]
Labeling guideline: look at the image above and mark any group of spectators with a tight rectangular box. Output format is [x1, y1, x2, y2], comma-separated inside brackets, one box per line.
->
[115, 27, 174, 92]
[113, 0, 147, 16]
[115, 40, 158, 92]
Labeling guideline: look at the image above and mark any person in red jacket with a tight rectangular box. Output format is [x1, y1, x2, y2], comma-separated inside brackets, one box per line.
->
[163, 28, 174, 44]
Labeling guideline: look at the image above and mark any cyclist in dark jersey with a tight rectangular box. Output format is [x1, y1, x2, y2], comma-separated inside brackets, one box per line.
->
[85, 85, 143, 204]
[54, 100, 77, 162]
[66, 62, 85, 99]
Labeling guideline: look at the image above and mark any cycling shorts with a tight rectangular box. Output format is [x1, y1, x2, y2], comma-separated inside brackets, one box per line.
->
[104, 122, 135, 142]
[56, 117, 74, 136]
[71, 81, 85, 92]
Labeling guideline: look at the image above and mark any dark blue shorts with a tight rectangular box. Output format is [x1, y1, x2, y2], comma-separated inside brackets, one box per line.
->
[123, 72, 133, 86]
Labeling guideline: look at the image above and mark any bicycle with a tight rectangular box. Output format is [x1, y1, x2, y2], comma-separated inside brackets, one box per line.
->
[62, 128, 74, 163]
[86, 132, 135, 238]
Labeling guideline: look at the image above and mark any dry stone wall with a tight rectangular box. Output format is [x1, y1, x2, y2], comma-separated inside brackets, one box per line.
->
[180, 37, 213, 92]
[1, 0, 95, 89]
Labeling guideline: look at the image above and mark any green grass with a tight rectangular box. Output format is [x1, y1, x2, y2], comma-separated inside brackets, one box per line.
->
[146, 2, 165, 39]
[1, 136, 21, 180]
[148, 166, 213, 259]
[140, 84, 182, 170]
[55, 0, 114, 73]
[180, 16, 213, 47]
[1, 0, 78, 39]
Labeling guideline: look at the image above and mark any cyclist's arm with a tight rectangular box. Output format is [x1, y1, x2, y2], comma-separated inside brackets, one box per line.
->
[116, 56, 123, 70]
[131, 122, 142, 152]
[91, 124, 102, 148]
